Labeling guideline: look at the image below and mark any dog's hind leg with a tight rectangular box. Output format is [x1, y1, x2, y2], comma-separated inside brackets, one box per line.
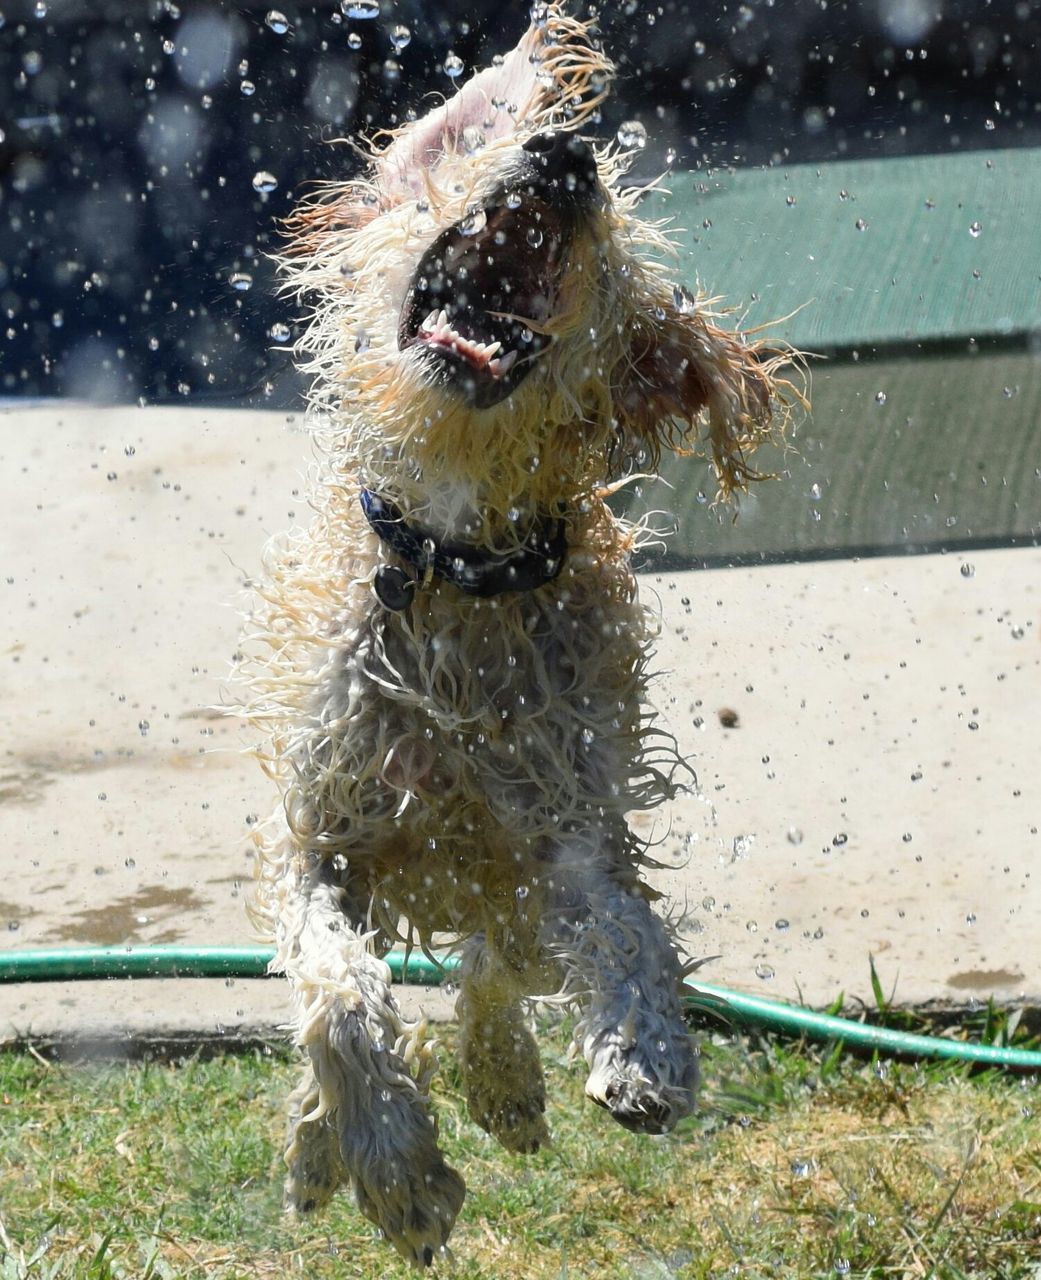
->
[279, 857, 465, 1267]
[542, 832, 699, 1136]
[455, 936, 550, 1154]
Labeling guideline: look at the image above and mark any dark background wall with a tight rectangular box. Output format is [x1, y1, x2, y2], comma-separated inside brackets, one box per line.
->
[3, 0, 1040, 405]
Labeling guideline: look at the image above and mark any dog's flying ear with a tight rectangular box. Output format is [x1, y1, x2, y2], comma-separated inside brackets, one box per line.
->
[375, 5, 612, 205]
[612, 297, 780, 498]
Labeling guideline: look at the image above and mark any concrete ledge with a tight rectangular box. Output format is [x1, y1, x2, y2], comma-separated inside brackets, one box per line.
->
[0, 979, 458, 1059]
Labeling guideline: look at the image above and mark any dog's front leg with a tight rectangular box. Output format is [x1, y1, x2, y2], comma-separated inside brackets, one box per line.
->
[542, 837, 699, 1135]
[280, 860, 465, 1267]
[455, 936, 551, 1154]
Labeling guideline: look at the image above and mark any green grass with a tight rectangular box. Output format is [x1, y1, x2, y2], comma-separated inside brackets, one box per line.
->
[1, 1024, 1040, 1279]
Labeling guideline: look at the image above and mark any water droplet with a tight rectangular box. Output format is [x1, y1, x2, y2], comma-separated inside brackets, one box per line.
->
[461, 125, 487, 156]
[228, 271, 253, 291]
[444, 52, 464, 79]
[264, 10, 289, 34]
[787, 827, 804, 845]
[834, 1256, 851, 1274]
[526, 226, 544, 249]
[1011, 624, 1025, 640]
[240, 79, 256, 96]
[341, 0, 379, 17]
[786, 194, 797, 207]
[774, 918, 790, 932]
[616, 119, 647, 149]
[832, 832, 848, 847]
[966, 911, 977, 925]
[746, 920, 758, 934]
[347, 31, 362, 49]
[7, 919, 20, 932]
[390, 23, 411, 50]
[969, 220, 982, 238]
[855, 217, 868, 231]
[732, 834, 753, 861]
[269, 322, 291, 342]
[809, 482, 822, 500]
[960, 562, 975, 579]
[875, 390, 887, 405]
[790, 1157, 812, 1177]
[838, 189, 849, 201]
[252, 170, 277, 193]
[755, 963, 775, 980]
[459, 206, 487, 237]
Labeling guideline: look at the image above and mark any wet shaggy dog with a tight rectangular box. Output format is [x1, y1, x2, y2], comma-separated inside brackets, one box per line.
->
[243, 4, 790, 1266]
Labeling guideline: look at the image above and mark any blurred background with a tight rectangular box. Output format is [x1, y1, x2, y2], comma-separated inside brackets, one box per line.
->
[3, 0, 1041, 406]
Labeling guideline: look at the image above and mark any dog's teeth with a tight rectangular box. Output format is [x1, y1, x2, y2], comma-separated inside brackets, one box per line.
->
[421, 309, 440, 333]
[482, 340, 502, 358]
[437, 308, 449, 329]
[490, 349, 518, 377]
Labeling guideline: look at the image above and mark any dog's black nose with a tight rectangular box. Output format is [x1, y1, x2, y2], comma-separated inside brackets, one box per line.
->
[520, 131, 600, 207]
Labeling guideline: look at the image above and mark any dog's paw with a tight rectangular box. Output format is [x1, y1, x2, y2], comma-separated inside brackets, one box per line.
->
[459, 1008, 550, 1153]
[352, 1143, 466, 1268]
[585, 1070, 692, 1135]
[283, 1066, 344, 1213]
[583, 1014, 699, 1136]
[467, 1079, 550, 1154]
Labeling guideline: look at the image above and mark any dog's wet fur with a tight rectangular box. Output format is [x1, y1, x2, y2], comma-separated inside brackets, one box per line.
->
[241, 5, 792, 1265]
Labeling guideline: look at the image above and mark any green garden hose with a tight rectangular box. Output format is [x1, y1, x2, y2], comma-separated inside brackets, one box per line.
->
[1, 944, 1039, 1070]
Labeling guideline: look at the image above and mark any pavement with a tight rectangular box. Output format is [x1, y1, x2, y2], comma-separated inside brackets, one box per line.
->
[2, 402, 1039, 1053]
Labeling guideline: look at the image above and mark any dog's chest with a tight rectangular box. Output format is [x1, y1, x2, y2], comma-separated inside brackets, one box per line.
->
[364, 587, 590, 734]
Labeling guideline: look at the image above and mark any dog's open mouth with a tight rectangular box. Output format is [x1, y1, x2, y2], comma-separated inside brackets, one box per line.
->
[398, 197, 570, 410]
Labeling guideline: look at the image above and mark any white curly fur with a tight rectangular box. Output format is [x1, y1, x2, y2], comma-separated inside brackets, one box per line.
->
[239, 4, 792, 1265]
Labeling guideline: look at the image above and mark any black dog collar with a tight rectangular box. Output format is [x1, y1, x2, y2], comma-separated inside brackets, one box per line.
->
[360, 488, 567, 610]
